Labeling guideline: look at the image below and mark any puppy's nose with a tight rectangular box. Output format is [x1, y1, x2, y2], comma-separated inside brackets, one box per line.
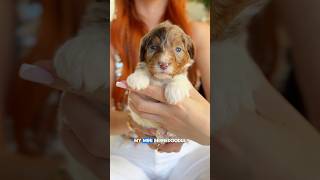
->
[159, 62, 169, 70]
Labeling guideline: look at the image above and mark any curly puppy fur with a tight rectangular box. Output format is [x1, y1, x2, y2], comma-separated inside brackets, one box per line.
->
[127, 21, 194, 105]
[127, 22, 194, 141]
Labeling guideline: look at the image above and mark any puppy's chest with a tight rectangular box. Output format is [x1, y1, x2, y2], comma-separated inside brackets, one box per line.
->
[149, 77, 171, 87]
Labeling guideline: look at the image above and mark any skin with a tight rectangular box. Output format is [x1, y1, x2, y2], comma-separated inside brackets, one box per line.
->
[108, 0, 172, 137]
[50, 0, 320, 178]
[125, 83, 210, 145]
[18, 0, 210, 177]
[20, 0, 320, 179]
[110, 0, 210, 148]
[191, 21, 210, 99]
[126, 23, 201, 151]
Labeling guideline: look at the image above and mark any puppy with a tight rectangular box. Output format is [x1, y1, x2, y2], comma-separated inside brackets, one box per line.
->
[127, 21, 194, 140]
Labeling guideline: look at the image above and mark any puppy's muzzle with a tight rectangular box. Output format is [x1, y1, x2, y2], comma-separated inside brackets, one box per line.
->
[158, 62, 169, 70]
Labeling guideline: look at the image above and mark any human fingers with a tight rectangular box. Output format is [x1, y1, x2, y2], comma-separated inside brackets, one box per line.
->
[19, 62, 105, 103]
[128, 119, 159, 151]
[116, 80, 167, 103]
[128, 100, 164, 125]
[128, 92, 171, 117]
[19, 63, 57, 85]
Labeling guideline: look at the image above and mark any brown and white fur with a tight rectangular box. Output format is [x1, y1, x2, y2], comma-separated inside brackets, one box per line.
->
[127, 21, 194, 138]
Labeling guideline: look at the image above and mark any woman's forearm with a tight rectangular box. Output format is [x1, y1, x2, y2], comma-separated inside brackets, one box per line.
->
[110, 109, 131, 135]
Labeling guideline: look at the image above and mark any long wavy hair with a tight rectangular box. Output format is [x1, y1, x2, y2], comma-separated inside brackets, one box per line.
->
[111, 0, 197, 110]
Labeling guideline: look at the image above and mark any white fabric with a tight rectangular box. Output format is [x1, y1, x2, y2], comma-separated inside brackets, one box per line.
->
[168, 146, 210, 180]
[110, 136, 210, 180]
[111, 156, 149, 180]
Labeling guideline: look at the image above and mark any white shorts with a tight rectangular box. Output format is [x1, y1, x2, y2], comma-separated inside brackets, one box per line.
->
[110, 136, 210, 180]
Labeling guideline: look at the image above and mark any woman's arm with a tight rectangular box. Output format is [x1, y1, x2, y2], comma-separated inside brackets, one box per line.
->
[191, 22, 211, 100]
[110, 109, 131, 135]
[117, 82, 210, 145]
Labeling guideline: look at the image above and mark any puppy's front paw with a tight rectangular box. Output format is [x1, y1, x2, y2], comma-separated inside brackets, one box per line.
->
[165, 82, 190, 104]
[127, 72, 150, 90]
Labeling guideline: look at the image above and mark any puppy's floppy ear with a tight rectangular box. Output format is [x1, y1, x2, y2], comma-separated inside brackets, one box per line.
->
[139, 34, 151, 62]
[184, 35, 195, 59]
[159, 20, 172, 27]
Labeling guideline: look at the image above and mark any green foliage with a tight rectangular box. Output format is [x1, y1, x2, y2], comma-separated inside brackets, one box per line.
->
[202, 0, 210, 9]
[190, 0, 210, 9]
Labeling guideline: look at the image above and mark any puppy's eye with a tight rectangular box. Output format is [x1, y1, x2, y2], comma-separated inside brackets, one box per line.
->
[175, 47, 182, 53]
[149, 45, 158, 51]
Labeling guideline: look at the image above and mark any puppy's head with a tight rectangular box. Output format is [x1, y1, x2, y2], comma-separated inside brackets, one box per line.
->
[139, 21, 194, 80]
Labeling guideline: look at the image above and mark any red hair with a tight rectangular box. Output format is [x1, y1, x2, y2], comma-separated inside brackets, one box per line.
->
[111, 0, 197, 110]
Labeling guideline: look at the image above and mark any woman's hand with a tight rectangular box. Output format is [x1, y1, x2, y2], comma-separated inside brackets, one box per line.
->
[19, 61, 108, 179]
[129, 118, 183, 153]
[117, 81, 210, 146]
[19, 60, 106, 103]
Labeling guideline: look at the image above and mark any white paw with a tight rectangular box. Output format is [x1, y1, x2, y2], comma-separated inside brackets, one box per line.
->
[127, 71, 150, 90]
[165, 82, 190, 104]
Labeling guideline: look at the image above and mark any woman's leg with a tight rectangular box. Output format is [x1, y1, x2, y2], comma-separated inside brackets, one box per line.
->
[168, 146, 210, 180]
[111, 136, 205, 179]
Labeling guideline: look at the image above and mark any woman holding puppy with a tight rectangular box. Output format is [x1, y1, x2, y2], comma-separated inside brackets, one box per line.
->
[109, 0, 210, 179]
[20, 0, 210, 179]
[19, 0, 320, 179]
